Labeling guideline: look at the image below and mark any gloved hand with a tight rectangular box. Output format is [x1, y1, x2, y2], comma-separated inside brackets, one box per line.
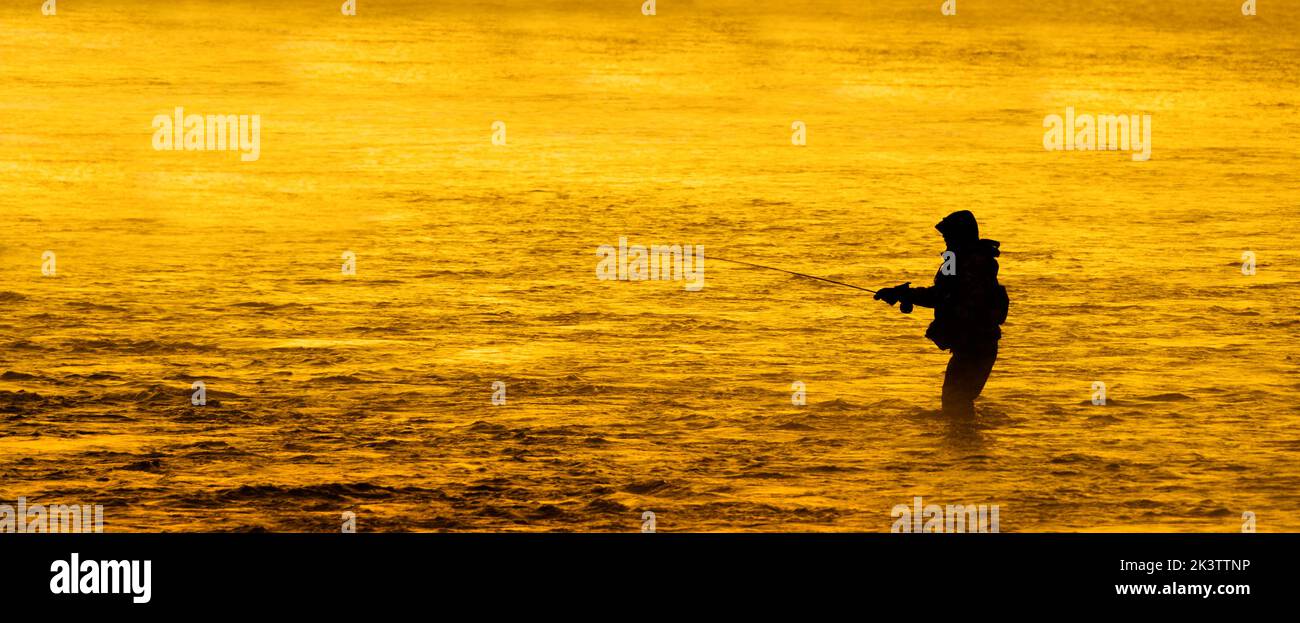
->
[874, 282, 913, 313]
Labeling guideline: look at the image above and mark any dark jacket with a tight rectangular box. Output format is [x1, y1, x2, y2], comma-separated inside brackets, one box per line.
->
[907, 212, 1008, 351]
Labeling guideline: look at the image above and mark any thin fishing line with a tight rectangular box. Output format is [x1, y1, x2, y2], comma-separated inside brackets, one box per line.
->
[710, 256, 878, 294]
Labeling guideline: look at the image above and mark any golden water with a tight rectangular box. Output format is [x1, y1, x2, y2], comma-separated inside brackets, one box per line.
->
[1, 0, 1297, 531]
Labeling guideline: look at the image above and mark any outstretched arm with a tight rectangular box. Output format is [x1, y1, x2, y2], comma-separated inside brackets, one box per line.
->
[905, 267, 955, 308]
[905, 282, 943, 309]
[876, 279, 941, 312]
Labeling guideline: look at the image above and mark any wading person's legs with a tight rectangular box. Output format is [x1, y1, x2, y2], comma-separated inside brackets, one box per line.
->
[941, 341, 999, 416]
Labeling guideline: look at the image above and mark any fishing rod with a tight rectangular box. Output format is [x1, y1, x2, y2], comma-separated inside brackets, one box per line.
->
[710, 256, 878, 294]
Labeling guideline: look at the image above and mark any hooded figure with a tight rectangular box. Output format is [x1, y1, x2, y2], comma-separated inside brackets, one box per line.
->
[874, 211, 1008, 416]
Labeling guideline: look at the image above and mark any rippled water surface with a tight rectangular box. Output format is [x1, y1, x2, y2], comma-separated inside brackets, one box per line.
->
[1, 0, 1298, 531]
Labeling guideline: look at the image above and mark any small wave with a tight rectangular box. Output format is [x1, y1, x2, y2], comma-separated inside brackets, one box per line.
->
[1262, 439, 1300, 452]
[1049, 453, 1102, 464]
[411, 269, 491, 279]
[1188, 502, 1234, 517]
[228, 302, 315, 313]
[101, 385, 192, 405]
[180, 441, 236, 450]
[67, 371, 123, 380]
[538, 311, 606, 325]
[345, 325, 411, 335]
[212, 482, 432, 504]
[310, 374, 371, 384]
[622, 479, 679, 495]
[464, 420, 508, 433]
[66, 301, 128, 313]
[2, 340, 42, 350]
[0, 389, 47, 403]
[775, 421, 815, 431]
[66, 339, 209, 354]
[543, 375, 611, 396]
[1136, 393, 1194, 402]
[585, 498, 629, 513]
[118, 459, 165, 472]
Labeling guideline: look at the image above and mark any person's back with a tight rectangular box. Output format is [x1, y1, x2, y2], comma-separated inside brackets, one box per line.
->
[874, 211, 1008, 416]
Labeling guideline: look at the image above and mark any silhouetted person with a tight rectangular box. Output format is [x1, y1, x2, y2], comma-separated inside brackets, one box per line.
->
[874, 211, 1008, 417]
